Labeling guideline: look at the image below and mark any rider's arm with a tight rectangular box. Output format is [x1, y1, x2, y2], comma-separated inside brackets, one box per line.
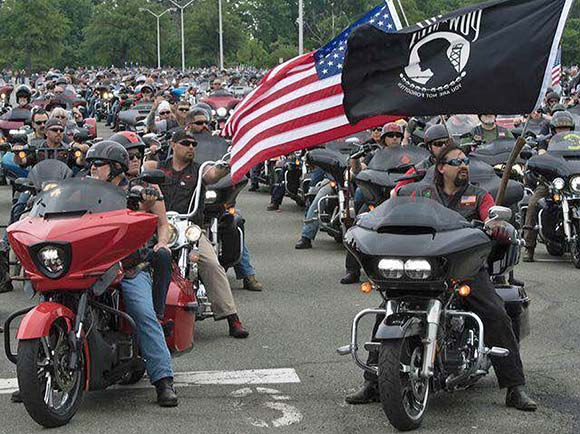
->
[202, 165, 229, 184]
[142, 185, 171, 251]
[478, 192, 495, 222]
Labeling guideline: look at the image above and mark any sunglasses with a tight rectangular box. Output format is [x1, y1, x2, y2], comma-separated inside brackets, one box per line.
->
[178, 140, 197, 148]
[192, 120, 208, 126]
[90, 160, 109, 168]
[159, 111, 171, 116]
[48, 128, 64, 133]
[430, 140, 448, 148]
[178, 107, 190, 112]
[34, 120, 47, 125]
[128, 152, 143, 161]
[372, 128, 382, 132]
[444, 157, 470, 167]
[385, 133, 403, 138]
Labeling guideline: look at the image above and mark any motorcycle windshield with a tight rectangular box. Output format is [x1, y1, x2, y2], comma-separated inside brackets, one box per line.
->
[194, 134, 229, 163]
[367, 146, 430, 172]
[548, 132, 580, 152]
[29, 177, 127, 218]
[27, 160, 73, 191]
[356, 196, 470, 233]
[445, 115, 480, 138]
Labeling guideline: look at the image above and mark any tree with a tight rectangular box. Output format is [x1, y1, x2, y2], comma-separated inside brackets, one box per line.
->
[0, 0, 70, 72]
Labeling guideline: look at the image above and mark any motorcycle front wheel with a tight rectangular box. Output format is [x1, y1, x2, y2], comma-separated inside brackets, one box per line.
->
[17, 318, 85, 428]
[378, 337, 430, 431]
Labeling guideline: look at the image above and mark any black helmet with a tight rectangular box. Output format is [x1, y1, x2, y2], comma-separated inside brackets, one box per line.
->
[15, 84, 32, 100]
[424, 124, 449, 145]
[86, 140, 129, 174]
[550, 111, 575, 130]
[110, 131, 146, 151]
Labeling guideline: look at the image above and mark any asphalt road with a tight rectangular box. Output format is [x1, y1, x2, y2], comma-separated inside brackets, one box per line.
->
[0, 124, 579, 434]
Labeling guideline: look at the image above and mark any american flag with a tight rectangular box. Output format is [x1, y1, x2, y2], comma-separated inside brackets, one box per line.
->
[224, 1, 403, 182]
[552, 47, 562, 87]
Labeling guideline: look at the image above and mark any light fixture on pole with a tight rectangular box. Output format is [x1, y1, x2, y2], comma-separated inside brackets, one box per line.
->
[297, 0, 304, 55]
[218, 0, 224, 70]
[169, 0, 195, 72]
[139, 7, 176, 69]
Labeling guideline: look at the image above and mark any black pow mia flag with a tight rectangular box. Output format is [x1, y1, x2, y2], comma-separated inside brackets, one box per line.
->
[342, 0, 573, 123]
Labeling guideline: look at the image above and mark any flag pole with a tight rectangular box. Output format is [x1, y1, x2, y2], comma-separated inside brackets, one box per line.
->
[495, 120, 531, 206]
[395, 0, 409, 26]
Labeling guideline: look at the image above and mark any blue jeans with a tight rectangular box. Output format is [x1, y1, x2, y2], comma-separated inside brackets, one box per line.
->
[234, 243, 255, 280]
[301, 181, 333, 241]
[121, 272, 173, 384]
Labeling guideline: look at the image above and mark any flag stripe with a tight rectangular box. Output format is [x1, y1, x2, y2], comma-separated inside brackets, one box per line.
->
[232, 94, 346, 160]
[232, 76, 341, 144]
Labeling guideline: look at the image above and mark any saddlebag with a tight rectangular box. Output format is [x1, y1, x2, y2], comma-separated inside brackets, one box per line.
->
[164, 269, 196, 353]
[495, 284, 530, 341]
[218, 212, 244, 268]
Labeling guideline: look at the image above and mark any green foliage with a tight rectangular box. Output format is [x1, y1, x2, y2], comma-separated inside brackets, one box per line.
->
[0, 0, 578, 70]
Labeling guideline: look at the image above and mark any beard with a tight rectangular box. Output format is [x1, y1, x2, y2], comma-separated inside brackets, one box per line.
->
[454, 171, 469, 187]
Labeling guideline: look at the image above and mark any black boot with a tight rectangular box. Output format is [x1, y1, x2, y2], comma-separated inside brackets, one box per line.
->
[227, 314, 249, 339]
[154, 377, 178, 407]
[523, 247, 535, 263]
[345, 381, 380, 405]
[249, 185, 259, 192]
[506, 385, 537, 411]
[294, 237, 312, 249]
[340, 271, 360, 285]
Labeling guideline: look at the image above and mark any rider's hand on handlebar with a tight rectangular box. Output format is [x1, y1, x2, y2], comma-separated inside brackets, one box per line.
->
[486, 220, 513, 245]
[141, 186, 163, 202]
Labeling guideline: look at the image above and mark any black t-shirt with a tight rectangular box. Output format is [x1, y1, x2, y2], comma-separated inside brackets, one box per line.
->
[158, 158, 204, 225]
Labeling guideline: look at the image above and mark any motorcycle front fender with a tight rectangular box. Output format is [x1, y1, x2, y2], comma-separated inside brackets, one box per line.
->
[375, 316, 424, 340]
[17, 302, 75, 340]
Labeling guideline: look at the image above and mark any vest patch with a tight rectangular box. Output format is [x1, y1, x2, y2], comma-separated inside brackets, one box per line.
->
[460, 195, 477, 208]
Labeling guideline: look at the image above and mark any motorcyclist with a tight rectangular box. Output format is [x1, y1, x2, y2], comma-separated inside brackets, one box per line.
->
[393, 124, 451, 194]
[146, 96, 179, 133]
[110, 131, 172, 320]
[144, 128, 251, 337]
[27, 109, 48, 146]
[14, 84, 33, 110]
[347, 145, 537, 412]
[86, 141, 178, 407]
[522, 111, 575, 262]
[469, 114, 514, 143]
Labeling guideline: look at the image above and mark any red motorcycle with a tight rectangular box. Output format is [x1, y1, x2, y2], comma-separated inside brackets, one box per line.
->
[200, 90, 240, 131]
[3, 172, 200, 427]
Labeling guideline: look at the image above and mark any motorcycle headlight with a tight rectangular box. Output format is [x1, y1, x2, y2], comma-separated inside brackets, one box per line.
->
[31, 243, 71, 279]
[205, 190, 217, 204]
[571, 176, 580, 193]
[404, 259, 432, 280]
[167, 224, 179, 247]
[216, 107, 227, 117]
[378, 259, 404, 279]
[553, 177, 566, 191]
[185, 225, 202, 242]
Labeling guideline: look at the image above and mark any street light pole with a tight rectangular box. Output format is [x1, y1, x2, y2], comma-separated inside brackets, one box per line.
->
[218, 0, 224, 70]
[169, 0, 195, 72]
[298, 0, 304, 55]
[139, 7, 175, 68]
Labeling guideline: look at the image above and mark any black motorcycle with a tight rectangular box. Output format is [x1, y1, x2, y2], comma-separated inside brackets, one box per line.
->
[521, 131, 580, 266]
[305, 139, 361, 242]
[355, 146, 430, 208]
[339, 197, 529, 431]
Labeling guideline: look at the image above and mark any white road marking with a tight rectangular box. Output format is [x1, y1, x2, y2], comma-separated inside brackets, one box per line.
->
[231, 386, 303, 428]
[265, 402, 303, 427]
[0, 368, 301, 395]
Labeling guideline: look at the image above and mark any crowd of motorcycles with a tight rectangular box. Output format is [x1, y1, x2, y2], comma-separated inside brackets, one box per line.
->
[0, 64, 578, 431]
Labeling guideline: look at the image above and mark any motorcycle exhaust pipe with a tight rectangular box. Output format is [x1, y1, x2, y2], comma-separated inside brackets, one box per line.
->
[421, 299, 442, 379]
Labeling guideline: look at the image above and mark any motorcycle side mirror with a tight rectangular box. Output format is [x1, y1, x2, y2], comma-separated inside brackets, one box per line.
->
[520, 146, 534, 160]
[488, 206, 512, 222]
[14, 177, 35, 192]
[140, 169, 165, 185]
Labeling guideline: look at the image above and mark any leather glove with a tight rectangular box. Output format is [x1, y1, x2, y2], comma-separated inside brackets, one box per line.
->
[488, 220, 513, 245]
